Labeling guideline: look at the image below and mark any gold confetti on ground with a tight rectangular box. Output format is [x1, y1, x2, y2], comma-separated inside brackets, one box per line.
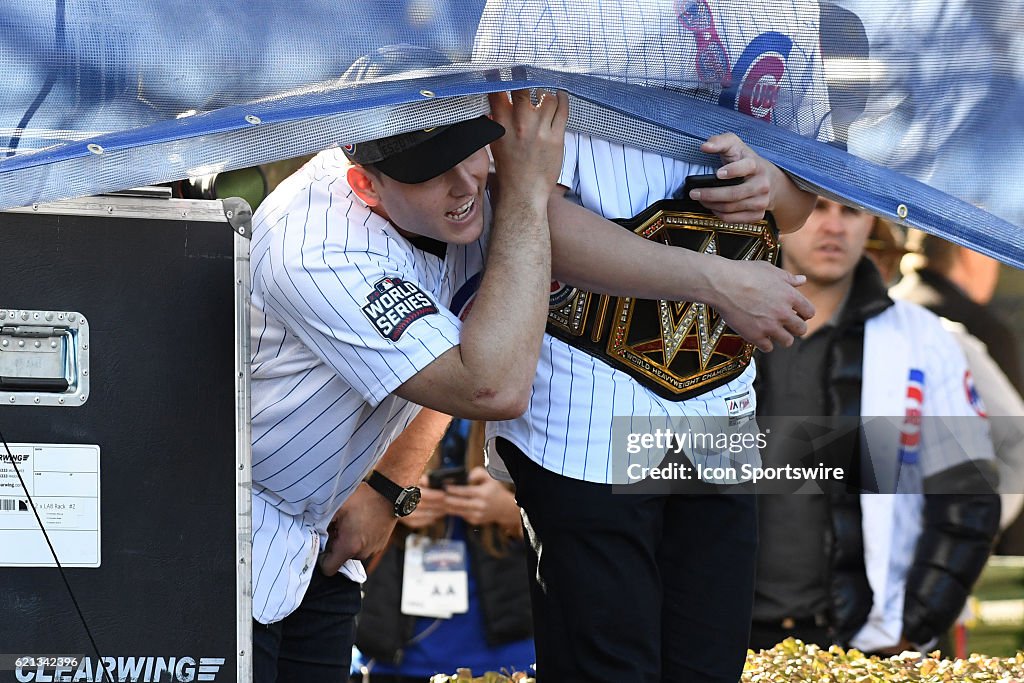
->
[431, 641, 1024, 682]
[742, 638, 1024, 683]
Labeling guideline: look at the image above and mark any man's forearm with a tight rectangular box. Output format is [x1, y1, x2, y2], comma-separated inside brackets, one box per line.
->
[549, 193, 720, 303]
[452, 88, 563, 411]
[395, 89, 565, 419]
[392, 192, 554, 419]
[457, 189, 551, 406]
[372, 408, 452, 488]
[764, 164, 816, 234]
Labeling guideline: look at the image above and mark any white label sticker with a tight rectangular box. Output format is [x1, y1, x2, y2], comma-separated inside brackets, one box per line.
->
[0, 443, 101, 567]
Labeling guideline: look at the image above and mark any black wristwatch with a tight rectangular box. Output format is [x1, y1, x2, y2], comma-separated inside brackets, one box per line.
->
[366, 470, 421, 518]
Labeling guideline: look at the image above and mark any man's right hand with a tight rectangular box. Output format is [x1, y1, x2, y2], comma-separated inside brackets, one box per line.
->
[487, 89, 569, 203]
[395, 91, 568, 421]
[708, 258, 814, 352]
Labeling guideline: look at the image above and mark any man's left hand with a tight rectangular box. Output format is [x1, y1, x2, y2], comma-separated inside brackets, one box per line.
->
[689, 133, 775, 224]
[689, 132, 816, 234]
[318, 482, 397, 575]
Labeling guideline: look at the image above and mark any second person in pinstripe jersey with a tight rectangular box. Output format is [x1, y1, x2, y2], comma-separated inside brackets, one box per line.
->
[473, 2, 831, 681]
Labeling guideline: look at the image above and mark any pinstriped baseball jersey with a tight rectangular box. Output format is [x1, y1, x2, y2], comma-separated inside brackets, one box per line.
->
[473, 0, 832, 483]
[473, 0, 833, 141]
[248, 148, 487, 624]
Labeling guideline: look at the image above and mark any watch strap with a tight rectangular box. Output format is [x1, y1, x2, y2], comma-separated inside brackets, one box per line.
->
[366, 470, 403, 505]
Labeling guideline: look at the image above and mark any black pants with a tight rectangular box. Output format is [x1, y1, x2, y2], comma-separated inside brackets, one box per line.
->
[497, 438, 758, 683]
[254, 568, 362, 683]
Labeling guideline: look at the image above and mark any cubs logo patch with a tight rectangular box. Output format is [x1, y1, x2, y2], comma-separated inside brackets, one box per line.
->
[361, 277, 438, 341]
[964, 369, 987, 417]
[675, 0, 712, 30]
[719, 32, 793, 122]
[697, 42, 731, 86]
[899, 368, 925, 464]
[342, 143, 356, 155]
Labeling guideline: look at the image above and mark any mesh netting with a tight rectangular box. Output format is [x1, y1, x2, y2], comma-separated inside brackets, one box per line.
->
[2, 0, 1022, 265]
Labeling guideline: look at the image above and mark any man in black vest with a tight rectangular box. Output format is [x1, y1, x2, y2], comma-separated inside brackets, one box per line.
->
[749, 198, 1000, 654]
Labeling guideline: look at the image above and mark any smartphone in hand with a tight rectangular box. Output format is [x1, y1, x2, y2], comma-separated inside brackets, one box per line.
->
[427, 465, 467, 489]
[680, 173, 744, 198]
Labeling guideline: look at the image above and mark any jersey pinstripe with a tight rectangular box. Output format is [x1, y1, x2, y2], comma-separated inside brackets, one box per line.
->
[249, 148, 486, 623]
[473, 1, 831, 483]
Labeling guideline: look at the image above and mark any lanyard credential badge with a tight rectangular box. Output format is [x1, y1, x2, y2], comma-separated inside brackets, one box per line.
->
[401, 534, 469, 618]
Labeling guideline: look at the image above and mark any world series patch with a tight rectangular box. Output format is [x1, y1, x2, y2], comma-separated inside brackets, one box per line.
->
[362, 277, 438, 341]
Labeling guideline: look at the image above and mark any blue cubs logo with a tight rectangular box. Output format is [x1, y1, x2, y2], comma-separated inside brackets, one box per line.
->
[964, 369, 987, 417]
[342, 143, 356, 155]
[719, 32, 793, 122]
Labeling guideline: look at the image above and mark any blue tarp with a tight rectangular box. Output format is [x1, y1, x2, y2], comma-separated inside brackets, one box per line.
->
[2, 0, 1022, 266]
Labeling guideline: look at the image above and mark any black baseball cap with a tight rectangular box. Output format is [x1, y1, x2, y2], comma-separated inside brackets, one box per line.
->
[339, 46, 505, 184]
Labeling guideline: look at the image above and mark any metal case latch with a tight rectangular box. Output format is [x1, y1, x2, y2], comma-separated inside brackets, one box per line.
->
[0, 309, 90, 406]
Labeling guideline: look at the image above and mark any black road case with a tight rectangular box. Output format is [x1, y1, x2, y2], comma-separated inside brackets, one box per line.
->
[0, 194, 252, 683]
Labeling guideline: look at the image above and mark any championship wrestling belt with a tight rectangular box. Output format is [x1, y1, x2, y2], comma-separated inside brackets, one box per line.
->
[547, 198, 779, 401]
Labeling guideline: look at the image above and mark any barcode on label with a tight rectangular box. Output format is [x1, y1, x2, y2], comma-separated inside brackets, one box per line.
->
[0, 499, 26, 512]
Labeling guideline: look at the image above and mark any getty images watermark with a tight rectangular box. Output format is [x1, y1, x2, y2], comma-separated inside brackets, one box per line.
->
[624, 438, 846, 486]
[616, 419, 845, 487]
[610, 414, 1001, 494]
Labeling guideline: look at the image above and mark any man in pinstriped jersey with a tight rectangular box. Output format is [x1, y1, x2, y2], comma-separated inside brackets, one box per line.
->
[248, 45, 569, 681]
[473, 1, 830, 680]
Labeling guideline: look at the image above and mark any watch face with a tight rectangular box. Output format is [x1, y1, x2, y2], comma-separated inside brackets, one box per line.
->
[397, 487, 421, 517]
